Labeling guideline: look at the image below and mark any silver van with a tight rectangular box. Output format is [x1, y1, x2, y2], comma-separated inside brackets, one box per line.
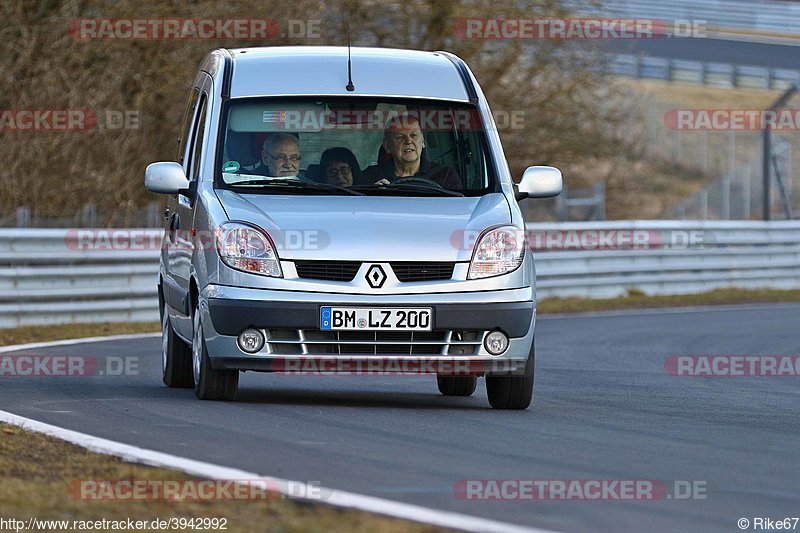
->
[145, 46, 561, 409]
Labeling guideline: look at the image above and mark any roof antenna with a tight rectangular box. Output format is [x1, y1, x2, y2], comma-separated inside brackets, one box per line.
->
[345, 20, 355, 92]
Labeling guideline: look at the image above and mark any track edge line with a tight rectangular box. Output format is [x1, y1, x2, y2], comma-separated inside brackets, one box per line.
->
[0, 409, 558, 533]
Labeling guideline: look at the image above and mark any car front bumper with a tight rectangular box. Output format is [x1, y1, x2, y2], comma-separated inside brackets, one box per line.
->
[199, 284, 536, 375]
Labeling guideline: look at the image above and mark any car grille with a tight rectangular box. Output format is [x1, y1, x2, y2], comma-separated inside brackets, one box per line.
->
[293, 261, 456, 282]
[390, 262, 455, 282]
[260, 329, 485, 356]
[294, 260, 361, 282]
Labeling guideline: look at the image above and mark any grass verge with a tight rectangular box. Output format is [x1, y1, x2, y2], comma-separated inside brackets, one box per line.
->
[0, 322, 159, 347]
[0, 423, 446, 533]
[618, 78, 781, 109]
[0, 323, 446, 532]
[538, 288, 800, 314]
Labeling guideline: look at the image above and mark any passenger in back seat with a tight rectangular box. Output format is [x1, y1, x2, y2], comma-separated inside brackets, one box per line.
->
[320, 147, 361, 187]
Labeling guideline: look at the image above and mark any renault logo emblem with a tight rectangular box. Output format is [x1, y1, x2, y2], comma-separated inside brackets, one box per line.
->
[365, 264, 387, 288]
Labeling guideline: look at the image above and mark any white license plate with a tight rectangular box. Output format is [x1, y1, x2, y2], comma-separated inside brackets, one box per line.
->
[320, 307, 433, 331]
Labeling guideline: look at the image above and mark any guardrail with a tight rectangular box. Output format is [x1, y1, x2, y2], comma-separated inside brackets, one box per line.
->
[1, 222, 799, 327]
[595, 0, 800, 36]
[532, 221, 800, 298]
[0, 229, 160, 328]
[610, 54, 800, 90]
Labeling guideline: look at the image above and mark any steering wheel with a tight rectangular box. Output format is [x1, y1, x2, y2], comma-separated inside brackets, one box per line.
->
[392, 177, 444, 189]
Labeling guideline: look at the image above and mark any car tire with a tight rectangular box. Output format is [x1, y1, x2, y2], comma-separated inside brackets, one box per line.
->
[192, 303, 238, 401]
[161, 303, 193, 388]
[485, 343, 535, 410]
[437, 375, 477, 396]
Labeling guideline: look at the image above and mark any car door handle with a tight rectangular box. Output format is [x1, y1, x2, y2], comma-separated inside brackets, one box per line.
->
[169, 213, 180, 243]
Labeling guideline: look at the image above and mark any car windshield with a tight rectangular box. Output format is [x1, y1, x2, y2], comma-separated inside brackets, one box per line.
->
[217, 97, 497, 196]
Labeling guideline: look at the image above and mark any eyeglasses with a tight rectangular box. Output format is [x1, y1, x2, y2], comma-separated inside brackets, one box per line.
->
[266, 152, 301, 165]
[326, 165, 352, 177]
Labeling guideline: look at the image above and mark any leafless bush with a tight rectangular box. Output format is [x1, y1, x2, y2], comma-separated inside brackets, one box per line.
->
[0, 0, 626, 223]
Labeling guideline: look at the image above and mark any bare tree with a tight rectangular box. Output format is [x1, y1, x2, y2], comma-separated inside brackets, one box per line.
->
[0, 0, 625, 223]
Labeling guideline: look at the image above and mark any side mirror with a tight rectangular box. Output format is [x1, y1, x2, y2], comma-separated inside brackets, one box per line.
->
[145, 162, 190, 195]
[516, 166, 563, 200]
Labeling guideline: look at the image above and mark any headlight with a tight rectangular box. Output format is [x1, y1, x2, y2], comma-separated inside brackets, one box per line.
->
[468, 226, 525, 279]
[216, 222, 282, 277]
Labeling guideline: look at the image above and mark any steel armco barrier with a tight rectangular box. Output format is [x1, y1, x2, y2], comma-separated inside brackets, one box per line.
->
[0, 221, 799, 327]
[532, 221, 800, 298]
[594, 0, 800, 36]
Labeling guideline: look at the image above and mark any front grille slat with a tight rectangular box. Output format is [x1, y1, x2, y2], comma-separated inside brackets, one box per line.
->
[262, 339, 456, 345]
[389, 262, 455, 282]
[294, 260, 361, 282]
[260, 329, 483, 356]
[293, 260, 455, 283]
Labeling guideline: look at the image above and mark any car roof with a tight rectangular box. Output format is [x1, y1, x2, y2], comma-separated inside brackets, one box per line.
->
[204, 46, 471, 102]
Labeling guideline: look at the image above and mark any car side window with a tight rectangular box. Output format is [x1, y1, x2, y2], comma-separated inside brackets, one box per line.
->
[186, 94, 208, 183]
[177, 88, 200, 166]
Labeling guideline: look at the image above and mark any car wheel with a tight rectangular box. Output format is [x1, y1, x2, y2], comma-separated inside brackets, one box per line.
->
[161, 303, 193, 388]
[485, 343, 535, 410]
[192, 303, 238, 401]
[437, 375, 477, 396]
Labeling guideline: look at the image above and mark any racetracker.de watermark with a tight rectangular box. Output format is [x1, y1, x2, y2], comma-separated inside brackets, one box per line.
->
[258, 108, 527, 131]
[664, 109, 800, 131]
[68, 18, 321, 40]
[63, 228, 329, 252]
[454, 18, 707, 40]
[61, 228, 709, 253]
[665, 355, 800, 377]
[0, 355, 138, 377]
[270, 358, 523, 376]
[451, 228, 708, 251]
[454, 479, 707, 500]
[68, 479, 329, 501]
[0, 109, 139, 131]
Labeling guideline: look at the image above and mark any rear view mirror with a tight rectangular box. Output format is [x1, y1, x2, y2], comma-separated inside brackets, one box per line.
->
[145, 162, 190, 195]
[516, 166, 563, 200]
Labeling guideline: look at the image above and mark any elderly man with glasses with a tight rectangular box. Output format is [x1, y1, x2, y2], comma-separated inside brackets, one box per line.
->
[250, 133, 303, 178]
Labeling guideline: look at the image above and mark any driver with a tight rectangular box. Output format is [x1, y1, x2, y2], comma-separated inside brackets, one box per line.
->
[358, 114, 461, 189]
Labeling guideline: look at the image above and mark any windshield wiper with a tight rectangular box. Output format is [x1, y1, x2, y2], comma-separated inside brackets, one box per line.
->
[229, 179, 364, 196]
[350, 183, 464, 197]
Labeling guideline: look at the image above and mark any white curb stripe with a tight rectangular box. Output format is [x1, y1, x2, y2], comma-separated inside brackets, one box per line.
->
[0, 410, 555, 533]
[0, 332, 559, 533]
[0, 332, 159, 354]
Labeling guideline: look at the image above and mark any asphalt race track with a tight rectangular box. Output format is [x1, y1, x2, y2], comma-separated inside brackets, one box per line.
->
[2, 304, 799, 532]
[603, 37, 800, 70]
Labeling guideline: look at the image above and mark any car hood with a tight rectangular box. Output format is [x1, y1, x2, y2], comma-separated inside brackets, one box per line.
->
[215, 190, 511, 262]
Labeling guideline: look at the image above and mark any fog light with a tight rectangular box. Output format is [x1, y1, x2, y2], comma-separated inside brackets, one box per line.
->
[484, 331, 509, 355]
[237, 328, 265, 354]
